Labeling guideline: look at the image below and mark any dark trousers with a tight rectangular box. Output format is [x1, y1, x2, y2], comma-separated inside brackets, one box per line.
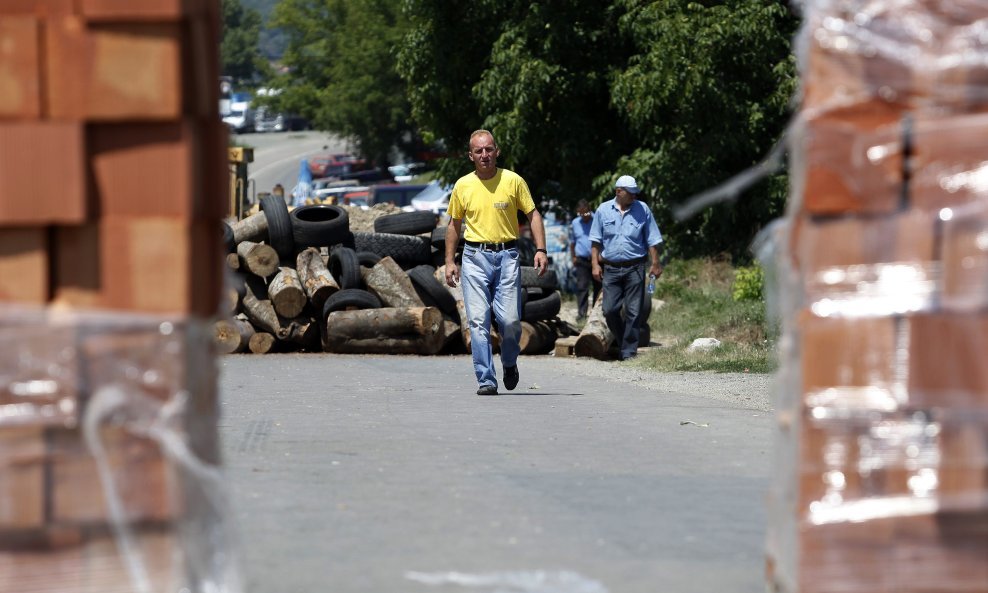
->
[573, 258, 602, 318]
[602, 263, 645, 360]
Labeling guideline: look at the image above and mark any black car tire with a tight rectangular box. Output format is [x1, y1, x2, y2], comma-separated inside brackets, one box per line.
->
[520, 266, 558, 290]
[290, 204, 350, 247]
[407, 265, 458, 320]
[430, 225, 465, 249]
[374, 211, 438, 235]
[259, 195, 295, 260]
[353, 231, 431, 268]
[322, 288, 381, 318]
[523, 290, 561, 322]
[356, 251, 381, 267]
[329, 246, 361, 289]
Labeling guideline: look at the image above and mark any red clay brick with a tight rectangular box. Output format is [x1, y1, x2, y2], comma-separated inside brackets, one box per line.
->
[46, 17, 185, 120]
[0, 16, 42, 119]
[0, 122, 87, 224]
[0, 228, 49, 303]
[89, 121, 228, 219]
[52, 217, 222, 317]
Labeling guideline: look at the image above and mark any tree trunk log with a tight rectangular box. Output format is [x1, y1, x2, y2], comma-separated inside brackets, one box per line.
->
[248, 332, 278, 354]
[269, 267, 306, 318]
[323, 307, 444, 354]
[237, 240, 279, 278]
[224, 272, 246, 316]
[296, 247, 339, 312]
[242, 276, 286, 338]
[280, 315, 320, 349]
[520, 320, 557, 355]
[226, 252, 240, 271]
[213, 318, 255, 354]
[364, 256, 424, 308]
[575, 298, 614, 360]
[232, 210, 268, 244]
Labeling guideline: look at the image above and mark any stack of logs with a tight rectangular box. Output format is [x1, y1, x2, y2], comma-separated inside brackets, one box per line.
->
[216, 206, 581, 356]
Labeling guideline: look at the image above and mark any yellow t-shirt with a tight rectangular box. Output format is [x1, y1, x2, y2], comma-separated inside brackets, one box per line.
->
[447, 169, 536, 243]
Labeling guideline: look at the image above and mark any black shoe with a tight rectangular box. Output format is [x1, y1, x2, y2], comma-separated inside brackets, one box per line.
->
[477, 385, 498, 396]
[503, 365, 519, 391]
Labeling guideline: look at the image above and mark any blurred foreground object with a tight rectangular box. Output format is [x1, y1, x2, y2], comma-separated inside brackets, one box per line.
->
[767, 1, 988, 592]
[0, 2, 240, 591]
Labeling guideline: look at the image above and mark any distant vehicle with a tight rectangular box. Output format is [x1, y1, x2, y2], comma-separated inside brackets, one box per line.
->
[314, 185, 370, 205]
[370, 184, 428, 209]
[387, 162, 428, 183]
[254, 107, 284, 133]
[409, 180, 454, 215]
[308, 153, 366, 178]
[223, 98, 254, 133]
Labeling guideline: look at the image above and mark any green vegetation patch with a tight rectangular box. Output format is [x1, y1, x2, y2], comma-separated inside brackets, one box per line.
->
[634, 258, 776, 373]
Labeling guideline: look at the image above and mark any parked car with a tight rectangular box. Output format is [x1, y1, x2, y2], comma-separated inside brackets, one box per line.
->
[315, 185, 370, 205]
[308, 153, 366, 178]
[387, 162, 428, 183]
[222, 100, 254, 133]
[370, 184, 428, 209]
[409, 180, 454, 214]
[312, 179, 361, 201]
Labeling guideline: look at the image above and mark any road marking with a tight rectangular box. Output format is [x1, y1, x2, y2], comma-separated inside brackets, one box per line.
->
[249, 146, 324, 181]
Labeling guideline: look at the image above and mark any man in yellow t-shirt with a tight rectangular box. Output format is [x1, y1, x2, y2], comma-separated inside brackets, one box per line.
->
[444, 129, 548, 396]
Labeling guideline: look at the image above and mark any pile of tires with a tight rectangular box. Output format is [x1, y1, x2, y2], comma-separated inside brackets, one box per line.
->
[219, 202, 576, 355]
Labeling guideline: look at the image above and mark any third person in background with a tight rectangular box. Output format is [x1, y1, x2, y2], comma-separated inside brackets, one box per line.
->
[590, 175, 663, 361]
[569, 199, 601, 321]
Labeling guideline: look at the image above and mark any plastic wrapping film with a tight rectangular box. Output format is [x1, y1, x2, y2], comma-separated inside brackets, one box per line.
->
[767, 1, 988, 592]
[0, 305, 242, 593]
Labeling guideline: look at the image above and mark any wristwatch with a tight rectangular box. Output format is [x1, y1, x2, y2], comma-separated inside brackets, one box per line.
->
[535, 248, 547, 254]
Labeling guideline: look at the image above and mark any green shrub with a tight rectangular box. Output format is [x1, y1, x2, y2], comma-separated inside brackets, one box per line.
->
[732, 265, 764, 302]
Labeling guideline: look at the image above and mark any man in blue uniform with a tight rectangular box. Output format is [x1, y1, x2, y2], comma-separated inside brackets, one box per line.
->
[569, 199, 601, 320]
[589, 175, 663, 360]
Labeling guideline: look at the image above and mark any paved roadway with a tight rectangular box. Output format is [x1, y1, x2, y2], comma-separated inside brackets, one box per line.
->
[218, 354, 773, 593]
[234, 130, 352, 201]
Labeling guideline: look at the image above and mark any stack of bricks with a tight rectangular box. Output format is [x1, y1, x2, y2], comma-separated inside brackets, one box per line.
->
[768, 2, 988, 592]
[0, 1, 232, 591]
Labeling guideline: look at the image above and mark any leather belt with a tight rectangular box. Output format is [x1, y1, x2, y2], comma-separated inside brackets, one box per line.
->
[601, 257, 646, 268]
[464, 239, 518, 252]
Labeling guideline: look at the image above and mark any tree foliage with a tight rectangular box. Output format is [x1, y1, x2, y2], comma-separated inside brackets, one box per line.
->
[269, 0, 798, 261]
[268, 0, 414, 167]
[221, 0, 271, 87]
[399, 0, 797, 260]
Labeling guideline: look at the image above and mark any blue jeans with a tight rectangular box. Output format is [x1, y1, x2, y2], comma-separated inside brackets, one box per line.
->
[602, 263, 645, 360]
[461, 246, 522, 388]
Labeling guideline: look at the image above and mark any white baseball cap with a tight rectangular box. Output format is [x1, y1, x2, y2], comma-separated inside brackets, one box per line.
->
[615, 175, 640, 194]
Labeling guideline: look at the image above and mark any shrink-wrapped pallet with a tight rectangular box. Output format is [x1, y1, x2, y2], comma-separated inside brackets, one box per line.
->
[768, 2, 988, 592]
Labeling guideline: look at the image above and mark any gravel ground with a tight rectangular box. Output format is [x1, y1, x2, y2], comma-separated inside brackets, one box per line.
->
[549, 298, 776, 412]
[542, 357, 775, 412]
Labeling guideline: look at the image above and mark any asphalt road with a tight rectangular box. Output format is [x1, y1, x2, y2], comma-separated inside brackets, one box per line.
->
[218, 353, 774, 593]
[235, 130, 352, 201]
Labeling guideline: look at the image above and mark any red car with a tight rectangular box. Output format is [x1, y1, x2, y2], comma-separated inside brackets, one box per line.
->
[308, 153, 367, 178]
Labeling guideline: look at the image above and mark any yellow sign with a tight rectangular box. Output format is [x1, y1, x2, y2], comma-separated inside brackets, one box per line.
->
[228, 147, 254, 163]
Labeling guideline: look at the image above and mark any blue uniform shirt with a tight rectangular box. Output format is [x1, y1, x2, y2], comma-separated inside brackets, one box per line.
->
[588, 199, 662, 262]
[570, 216, 593, 259]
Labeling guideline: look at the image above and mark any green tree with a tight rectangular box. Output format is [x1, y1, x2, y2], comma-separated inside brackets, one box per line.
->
[609, 0, 798, 260]
[221, 0, 271, 87]
[269, 0, 414, 167]
[400, 0, 797, 260]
